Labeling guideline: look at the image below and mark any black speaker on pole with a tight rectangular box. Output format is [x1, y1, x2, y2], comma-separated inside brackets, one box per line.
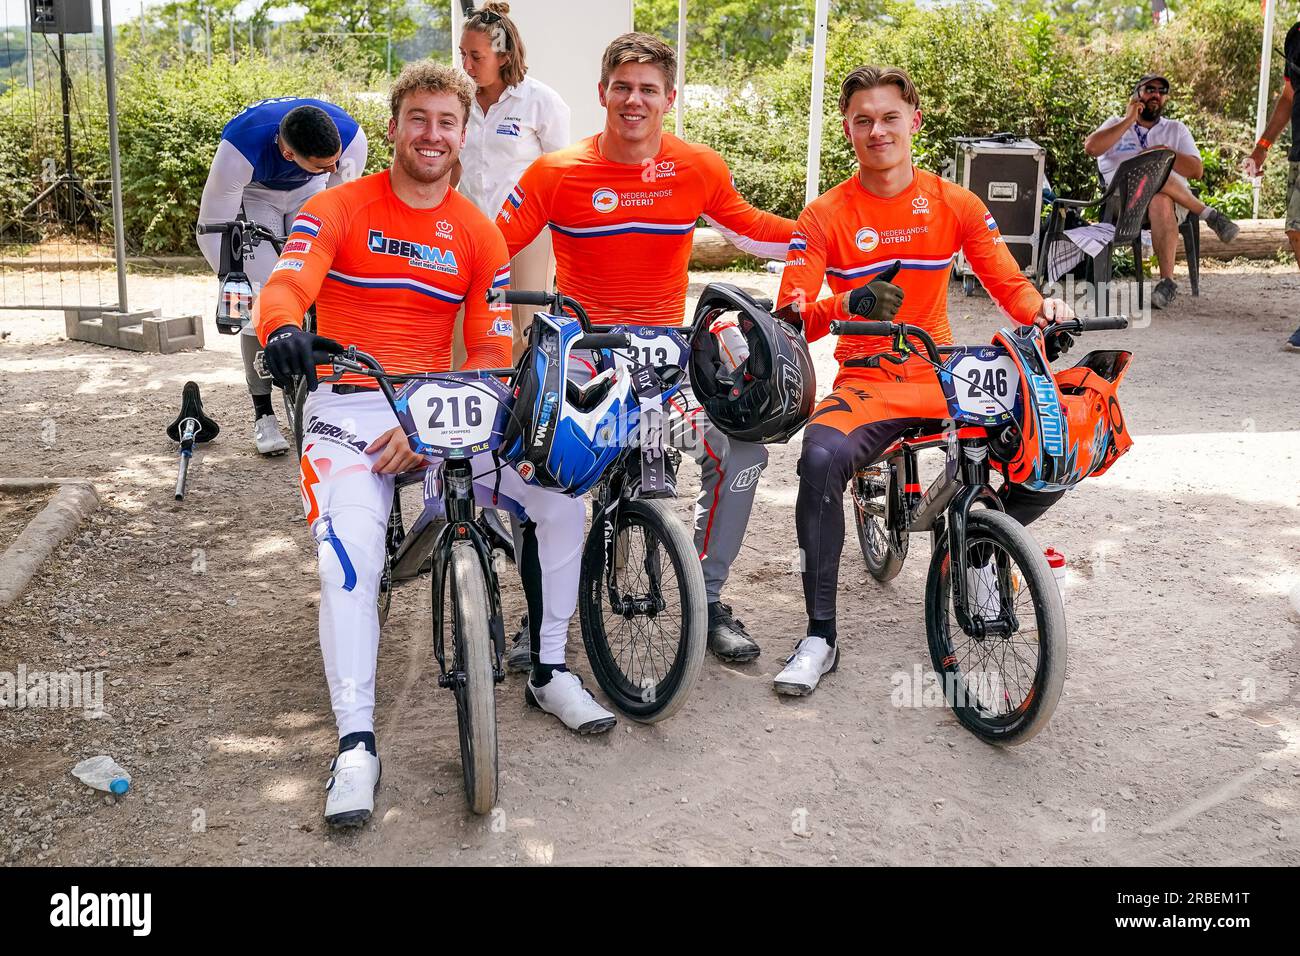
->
[31, 0, 95, 35]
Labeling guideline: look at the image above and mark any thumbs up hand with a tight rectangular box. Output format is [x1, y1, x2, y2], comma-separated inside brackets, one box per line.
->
[847, 260, 905, 322]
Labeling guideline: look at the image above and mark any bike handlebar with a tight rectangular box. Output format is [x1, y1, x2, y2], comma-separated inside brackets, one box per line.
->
[830, 320, 895, 338]
[491, 289, 594, 331]
[1058, 315, 1130, 333]
[830, 320, 942, 364]
[196, 220, 284, 240]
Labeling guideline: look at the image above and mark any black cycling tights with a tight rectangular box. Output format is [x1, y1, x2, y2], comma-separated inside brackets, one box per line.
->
[796, 418, 1065, 625]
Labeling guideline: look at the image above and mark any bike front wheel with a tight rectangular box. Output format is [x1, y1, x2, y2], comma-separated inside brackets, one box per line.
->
[446, 542, 498, 814]
[578, 497, 706, 723]
[283, 375, 309, 459]
[925, 509, 1066, 746]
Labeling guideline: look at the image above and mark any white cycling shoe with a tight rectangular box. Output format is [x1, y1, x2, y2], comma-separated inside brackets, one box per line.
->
[324, 742, 381, 829]
[965, 561, 1001, 618]
[525, 670, 617, 735]
[254, 414, 290, 456]
[773, 636, 839, 696]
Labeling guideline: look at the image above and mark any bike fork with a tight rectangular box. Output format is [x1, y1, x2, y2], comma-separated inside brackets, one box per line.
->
[945, 438, 1013, 640]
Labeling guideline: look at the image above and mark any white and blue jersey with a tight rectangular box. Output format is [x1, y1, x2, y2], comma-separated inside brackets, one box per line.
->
[222, 97, 364, 191]
[196, 97, 368, 286]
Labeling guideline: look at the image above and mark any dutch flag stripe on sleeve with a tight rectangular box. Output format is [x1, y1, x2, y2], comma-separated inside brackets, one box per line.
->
[983, 212, 998, 232]
[290, 213, 322, 238]
[492, 265, 511, 288]
[508, 186, 525, 209]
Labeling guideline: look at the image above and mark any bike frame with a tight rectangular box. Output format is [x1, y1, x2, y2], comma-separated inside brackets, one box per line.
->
[874, 427, 1016, 641]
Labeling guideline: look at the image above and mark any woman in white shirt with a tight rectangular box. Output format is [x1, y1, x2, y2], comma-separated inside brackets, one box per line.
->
[456, 2, 571, 362]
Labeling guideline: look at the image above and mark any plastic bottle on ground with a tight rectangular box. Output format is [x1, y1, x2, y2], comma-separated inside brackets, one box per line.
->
[72, 755, 131, 795]
[1044, 549, 1067, 603]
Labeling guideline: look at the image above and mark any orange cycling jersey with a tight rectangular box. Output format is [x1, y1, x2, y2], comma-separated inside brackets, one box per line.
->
[496, 133, 793, 325]
[777, 167, 1042, 373]
[257, 170, 513, 385]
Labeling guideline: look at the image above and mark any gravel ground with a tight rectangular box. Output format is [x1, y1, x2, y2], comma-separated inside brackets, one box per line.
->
[0, 261, 1297, 866]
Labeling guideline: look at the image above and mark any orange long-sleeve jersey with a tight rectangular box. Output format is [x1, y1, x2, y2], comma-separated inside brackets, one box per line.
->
[257, 170, 513, 385]
[495, 133, 793, 325]
[777, 167, 1042, 369]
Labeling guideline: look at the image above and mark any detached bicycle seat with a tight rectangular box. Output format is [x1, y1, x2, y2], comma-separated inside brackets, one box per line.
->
[166, 381, 220, 444]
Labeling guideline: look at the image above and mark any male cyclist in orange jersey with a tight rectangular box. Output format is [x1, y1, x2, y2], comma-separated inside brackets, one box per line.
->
[256, 62, 616, 830]
[496, 32, 795, 664]
[771, 65, 1075, 696]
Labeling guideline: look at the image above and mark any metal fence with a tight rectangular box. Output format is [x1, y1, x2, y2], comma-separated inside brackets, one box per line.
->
[0, 0, 127, 313]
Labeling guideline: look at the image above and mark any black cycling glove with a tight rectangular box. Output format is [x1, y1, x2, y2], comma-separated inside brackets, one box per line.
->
[1044, 328, 1075, 363]
[263, 325, 344, 392]
[847, 260, 904, 322]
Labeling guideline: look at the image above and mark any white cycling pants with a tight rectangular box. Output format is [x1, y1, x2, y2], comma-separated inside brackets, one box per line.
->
[298, 386, 585, 738]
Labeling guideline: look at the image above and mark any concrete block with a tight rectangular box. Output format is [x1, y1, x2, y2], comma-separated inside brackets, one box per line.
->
[64, 308, 202, 353]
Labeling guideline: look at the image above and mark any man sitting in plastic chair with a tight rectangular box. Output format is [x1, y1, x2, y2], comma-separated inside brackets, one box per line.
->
[1084, 72, 1240, 310]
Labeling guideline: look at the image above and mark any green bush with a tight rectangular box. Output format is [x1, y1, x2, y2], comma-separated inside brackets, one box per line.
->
[1, 45, 392, 253]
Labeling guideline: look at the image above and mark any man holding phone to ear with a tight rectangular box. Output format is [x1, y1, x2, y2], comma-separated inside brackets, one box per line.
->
[1084, 73, 1240, 310]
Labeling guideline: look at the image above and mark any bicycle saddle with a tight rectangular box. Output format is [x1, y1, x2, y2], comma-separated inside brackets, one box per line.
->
[166, 381, 220, 443]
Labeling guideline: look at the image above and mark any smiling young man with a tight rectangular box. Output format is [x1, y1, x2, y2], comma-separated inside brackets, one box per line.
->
[495, 32, 795, 664]
[771, 65, 1074, 696]
[255, 61, 610, 829]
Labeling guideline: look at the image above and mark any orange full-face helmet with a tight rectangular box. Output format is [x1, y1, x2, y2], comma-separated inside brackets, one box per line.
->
[992, 326, 1133, 492]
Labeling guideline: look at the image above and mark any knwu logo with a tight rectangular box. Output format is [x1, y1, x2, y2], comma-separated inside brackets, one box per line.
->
[912, 196, 930, 214]
[367, 229, 457, 274]
[435, 219, 454, 240]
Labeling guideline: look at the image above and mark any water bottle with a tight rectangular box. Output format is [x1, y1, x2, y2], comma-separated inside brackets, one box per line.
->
[72, 755, 131, 795]
[764, 260, 785, 274]
[709, 316, 750, 374]
[1044, 549, 1067, 603]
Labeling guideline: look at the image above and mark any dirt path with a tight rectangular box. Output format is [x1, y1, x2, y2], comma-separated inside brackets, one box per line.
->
[1, 264, 1298, 866]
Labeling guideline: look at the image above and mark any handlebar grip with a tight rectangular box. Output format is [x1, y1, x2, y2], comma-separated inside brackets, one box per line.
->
[1075, 315, 1129, 332]
[195, 222, 228, 235]
[496, 290, 555, 306]
[574, 333, 630, 350]
[310, 349, 342, 366]
[830, 320, 896, 337]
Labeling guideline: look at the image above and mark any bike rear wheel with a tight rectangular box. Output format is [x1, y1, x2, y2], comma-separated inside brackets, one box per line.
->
[578, 497, 706, 723]
[852, 466, 908, 582]
[925, 509, 1065, 746]
[446, 542, 498, 814]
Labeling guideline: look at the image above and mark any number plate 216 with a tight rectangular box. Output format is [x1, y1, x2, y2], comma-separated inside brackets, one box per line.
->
[393, 374, 512, 458]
